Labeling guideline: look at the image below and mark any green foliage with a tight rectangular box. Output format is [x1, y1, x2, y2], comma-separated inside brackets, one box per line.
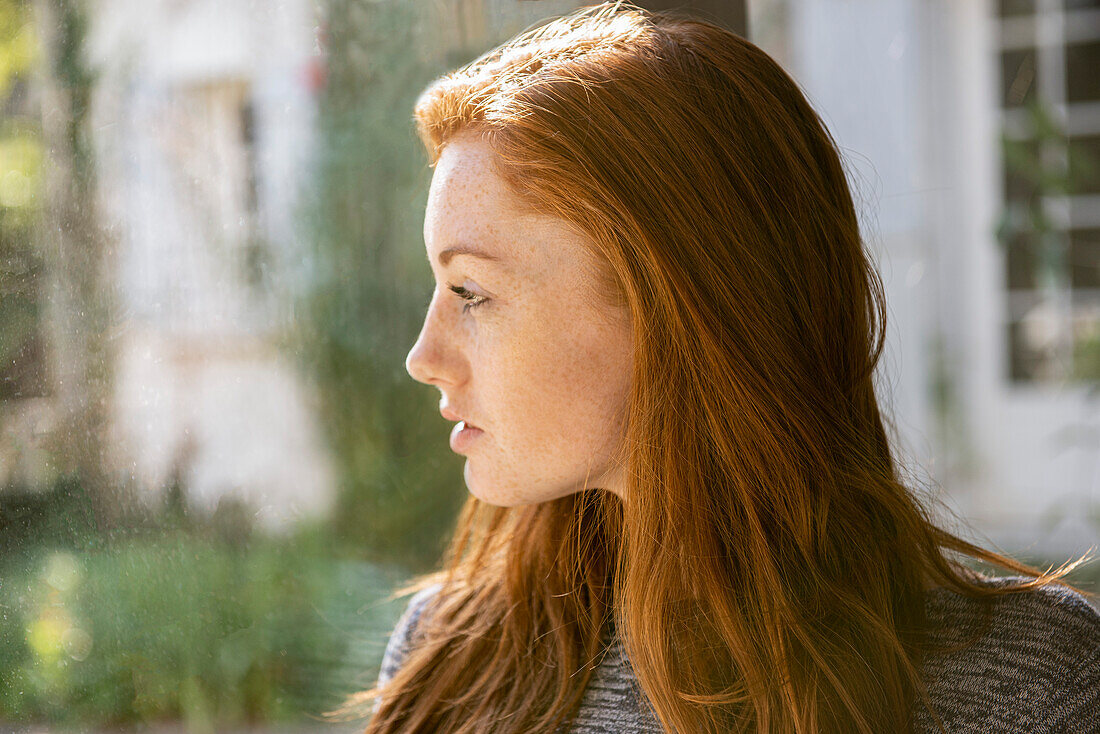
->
[995, 96, 1100, 287]
[1073, 329, 1100, 382]
[0, 474, 98, 562]
[0, 0, 46, 400]
[995, 98, 1072, 290]
[0, 0, 36, 101]
[995, 97, 1100, 382]
[0, 520, 411, 730]
[292, 0, 479, 570]
[50, 0, 97, 198]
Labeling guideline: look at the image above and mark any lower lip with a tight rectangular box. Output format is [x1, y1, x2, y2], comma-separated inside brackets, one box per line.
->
[449, 421, 484, 452]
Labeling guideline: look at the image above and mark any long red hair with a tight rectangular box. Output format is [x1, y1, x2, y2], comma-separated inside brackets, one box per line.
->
[335, 4, 1092, 732]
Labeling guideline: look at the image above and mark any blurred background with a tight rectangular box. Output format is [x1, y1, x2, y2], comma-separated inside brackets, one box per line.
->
[0, 0, 1096, 731]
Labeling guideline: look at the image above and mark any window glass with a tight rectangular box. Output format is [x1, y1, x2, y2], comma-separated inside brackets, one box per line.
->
[1000, 0, 1036, 16]
[1068, 134, 1100, 196]
[1068, 228, 1100, 289]
[1001, 48, 1038, 108]
[1066, 39, 1100, 103]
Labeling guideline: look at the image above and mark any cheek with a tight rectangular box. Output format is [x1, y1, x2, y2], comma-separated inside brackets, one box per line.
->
[498, 314, 629, 449]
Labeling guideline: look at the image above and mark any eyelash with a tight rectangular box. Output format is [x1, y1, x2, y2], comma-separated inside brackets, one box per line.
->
[448, 283, 488, 313]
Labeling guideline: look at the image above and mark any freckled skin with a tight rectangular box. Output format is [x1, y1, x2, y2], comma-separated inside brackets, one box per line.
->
[404, 133, 633, 507]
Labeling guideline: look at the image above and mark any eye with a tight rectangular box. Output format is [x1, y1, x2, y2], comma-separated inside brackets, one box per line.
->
[448, 283, 489, 313]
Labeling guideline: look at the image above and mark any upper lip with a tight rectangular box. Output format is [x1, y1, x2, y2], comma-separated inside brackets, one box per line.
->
[440, 406, 479, 428]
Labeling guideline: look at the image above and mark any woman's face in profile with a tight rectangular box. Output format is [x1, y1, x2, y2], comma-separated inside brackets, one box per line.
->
[405, 132, 632, 507]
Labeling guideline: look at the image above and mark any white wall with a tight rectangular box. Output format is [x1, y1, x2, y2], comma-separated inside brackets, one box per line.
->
[86, 0, 336, 530]
[781, 0, 939, 497]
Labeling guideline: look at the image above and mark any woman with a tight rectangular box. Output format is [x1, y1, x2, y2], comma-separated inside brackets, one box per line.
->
[336, 4, 1100, 732]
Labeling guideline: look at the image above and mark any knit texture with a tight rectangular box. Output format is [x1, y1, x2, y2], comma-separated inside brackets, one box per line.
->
[375, 575, 1100, 733]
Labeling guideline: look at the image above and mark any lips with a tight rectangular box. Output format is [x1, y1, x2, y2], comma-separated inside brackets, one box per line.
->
[440, 406, 479, 430]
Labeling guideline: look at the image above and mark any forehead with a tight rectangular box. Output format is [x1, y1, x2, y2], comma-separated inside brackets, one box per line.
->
[423, 135, 612, 297]
[423, 136, 536, 266]
[429, 135, 514, 206]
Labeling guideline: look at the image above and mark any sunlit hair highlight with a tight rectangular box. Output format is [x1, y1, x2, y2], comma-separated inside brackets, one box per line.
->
[333, 4, 1095, 732]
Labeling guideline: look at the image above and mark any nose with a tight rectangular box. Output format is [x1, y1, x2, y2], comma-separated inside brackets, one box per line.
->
[404, 331, 437, 386]
[405, 290, 457, 387]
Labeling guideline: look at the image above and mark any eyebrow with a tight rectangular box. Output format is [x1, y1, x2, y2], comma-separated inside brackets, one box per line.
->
[437, 245, 505, 267]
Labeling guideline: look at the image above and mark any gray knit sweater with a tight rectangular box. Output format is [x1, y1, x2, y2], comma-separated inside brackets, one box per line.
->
[375, 575, 1100, 732]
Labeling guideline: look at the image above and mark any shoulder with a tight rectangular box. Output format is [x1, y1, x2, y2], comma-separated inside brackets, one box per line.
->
[377, 581, 445, 687]
[923, 574, 1099, 651]
[915, 575, 1100, 733]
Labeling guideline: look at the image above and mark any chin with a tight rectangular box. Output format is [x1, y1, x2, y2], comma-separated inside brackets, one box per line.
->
[464, 468, 590, 508]
[462, 463, 513, 507]
[465, 485, 528, 508]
